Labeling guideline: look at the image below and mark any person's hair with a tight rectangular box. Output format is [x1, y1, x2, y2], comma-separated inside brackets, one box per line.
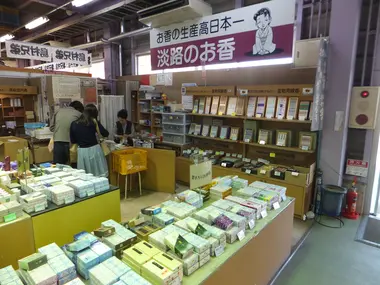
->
[76, 104, 98, 125]
[117, 109, 128, 120]
[253, 8, 271, 22]
[69, 101, 84, 113]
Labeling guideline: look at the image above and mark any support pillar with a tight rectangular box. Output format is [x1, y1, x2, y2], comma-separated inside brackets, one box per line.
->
[319, 0, 362, 185]
[104, 23, 120, 94]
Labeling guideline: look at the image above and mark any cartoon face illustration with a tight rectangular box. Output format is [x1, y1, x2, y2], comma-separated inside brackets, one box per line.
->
[252, 8, 276, 55]
[255, 13, 271, 30]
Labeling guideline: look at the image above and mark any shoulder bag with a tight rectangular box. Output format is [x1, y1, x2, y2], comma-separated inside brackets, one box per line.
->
[93, 119, 111, 156]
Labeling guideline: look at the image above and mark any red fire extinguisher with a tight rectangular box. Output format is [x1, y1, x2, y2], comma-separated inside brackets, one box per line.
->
[343, 177, 359, 220]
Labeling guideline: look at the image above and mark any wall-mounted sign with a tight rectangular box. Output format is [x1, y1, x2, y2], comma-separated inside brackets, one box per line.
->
[346, 159, 369, 178]
[6, 40, 91, 67]
[0, 85, 37, 95]
[190, 160, 212, 189]
[150, 0, 295, 70]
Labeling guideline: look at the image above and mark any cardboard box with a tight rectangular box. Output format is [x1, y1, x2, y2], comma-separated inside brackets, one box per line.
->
[30, 146, 53, 164]
[0, 136, 28, 161]
[268, 163, 315, 186]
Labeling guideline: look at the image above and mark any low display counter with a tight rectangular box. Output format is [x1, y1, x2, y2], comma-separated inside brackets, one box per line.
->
[176, 156, 311, 219]
[0, 213, 35, 268]
[29, 186, 121, 249]
[183, 198, 295, 285]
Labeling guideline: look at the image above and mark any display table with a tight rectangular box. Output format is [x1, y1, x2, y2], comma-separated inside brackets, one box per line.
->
[176, 157, 311, 219]
[30, 186, 121, 249]
[183, 198, 295, 285]
[0, 213, 35, 268]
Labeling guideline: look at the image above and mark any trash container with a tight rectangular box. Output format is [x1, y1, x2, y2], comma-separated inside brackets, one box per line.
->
[321, 185, 347, 217]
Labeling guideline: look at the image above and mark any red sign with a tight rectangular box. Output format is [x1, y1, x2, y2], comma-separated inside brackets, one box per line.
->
[150, 0, 295, 70]
[346, 159, 369, 177]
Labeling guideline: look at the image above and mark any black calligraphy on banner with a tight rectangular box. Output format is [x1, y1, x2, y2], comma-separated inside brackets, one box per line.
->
[8, 43, 50, 59]
[156, 37, 236, 68]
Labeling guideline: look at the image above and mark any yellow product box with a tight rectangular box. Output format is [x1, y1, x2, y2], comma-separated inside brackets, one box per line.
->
[134, 242, 161, 258]
[122, 247, 151, 273]
[153, 253, 183, 281]
[142, 260, 175, 285]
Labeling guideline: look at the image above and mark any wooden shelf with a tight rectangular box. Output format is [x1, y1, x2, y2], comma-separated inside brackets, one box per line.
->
[153, 125, 162, 128]
[189, 113, 244, 119]
[187, 134, 315, 153]
[187, 134, 240, 144]
[245, 142, 315, 154]
[189, 113, 311, 124]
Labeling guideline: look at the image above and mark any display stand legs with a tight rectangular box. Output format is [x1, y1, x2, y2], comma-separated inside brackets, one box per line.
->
[124, 172, 142, 199]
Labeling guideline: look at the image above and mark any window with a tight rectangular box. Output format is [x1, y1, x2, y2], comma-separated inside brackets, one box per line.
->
[136, 53, 152, 75]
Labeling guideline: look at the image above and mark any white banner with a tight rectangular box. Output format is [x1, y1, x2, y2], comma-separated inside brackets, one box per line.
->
[6, 40, 52, 62]
[51, 47, 89, 65]
[27, 54, 92, 71]
[150, 0, 295, 49]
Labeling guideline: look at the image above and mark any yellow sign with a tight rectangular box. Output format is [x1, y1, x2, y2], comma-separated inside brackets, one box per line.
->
[270, 153, 276, 158]
[190, 161, 212, 189]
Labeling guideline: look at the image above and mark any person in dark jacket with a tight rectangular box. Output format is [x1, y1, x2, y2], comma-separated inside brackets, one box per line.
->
[114, 109, 134, 144]
[70, 104, 109, 177]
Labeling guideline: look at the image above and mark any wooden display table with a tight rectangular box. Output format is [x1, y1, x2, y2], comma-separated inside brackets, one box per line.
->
[183, 199, 295, 285]
[0, 214, 35, 268]
[176, 157, 311, 219]
[30, 186, 121, 249]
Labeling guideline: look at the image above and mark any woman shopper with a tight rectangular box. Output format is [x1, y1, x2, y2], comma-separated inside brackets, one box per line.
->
[70, 104, 109, 177]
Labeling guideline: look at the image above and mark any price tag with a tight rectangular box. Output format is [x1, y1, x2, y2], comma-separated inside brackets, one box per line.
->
[220, 151, 225, 155]
[237, 230, 245, 241]
[35, 203, 45, 212]
[237, 154, 243, 159]
[87, 190, 95, 196]
[215, 152, 220, 155]
[232, 153, 237, 158]
[221, 163, 227, 167]
[259, 140, 266, 145]
[245, 169, 251, 174]
[291, 172, 299, 176]
[248, 219, 255, 229]
[65, 197, 74, 204]
[301, 146, 309, 151]
[256, 114, 262, 118]
[273, 202, 280, 210]
[226, 153, 231, 157]
[260, 169, 267, 175]
[192, 110, 196, 114]
[270, 153, 276, 158]
[261, 210, 268, 219]
[244, 139, 250, 143]
[243, 158, 251, 163]
[231, 112, 236, 116]
[281, 193, 287, 201]
[199, 150, 204, 154]
[4, 212, 16, 223]
[274, 171, 281, 176]
[218, 112, 223, 116]
[214, 245, 225, 257]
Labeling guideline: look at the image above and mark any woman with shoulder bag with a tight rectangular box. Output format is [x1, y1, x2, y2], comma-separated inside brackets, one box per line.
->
[70, 104, 109, 177]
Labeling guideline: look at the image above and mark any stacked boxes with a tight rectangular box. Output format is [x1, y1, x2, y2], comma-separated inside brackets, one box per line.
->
[209, 185, 232, 200]
[141, 260, 180, 285]
[153, 253, 183, 281]
[18, 264, 57, 285]
[48, 185, 75, 206]
[0, 266, 23, 285]
[165, 202, 197, 220]
[152, 213, 175, 227]
[120, 270, 152, 285]
[68, 180, 95, 198]
[122, 247, 151, 274]
[89, 257, 131, 285]
[19, 193, 47, 214]
[183, 233, 211, 267]
[177, 190, 203, 208]
[0, 200, 23, 221]
[91, 178, 110, 194]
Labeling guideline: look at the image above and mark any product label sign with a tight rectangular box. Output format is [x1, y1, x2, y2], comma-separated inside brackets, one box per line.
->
[214, 245, 225, 257]
[190, 160, 212, 189]
[346, 159, 369, 178]
[281, 193, 287, 202]
[248, 219, 255, 229]
[237, 230, 246, 241]
[4, 212, 16, 223]
[273, 202, 280, 210]
[150, 0, 295, 70]
[261, 210, 268, 219]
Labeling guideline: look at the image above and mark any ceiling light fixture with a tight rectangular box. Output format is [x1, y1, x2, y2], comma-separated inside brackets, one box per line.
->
[72, 0, 96, 7]
[0, 34, 14, 42]
[25, 17, 49, 30]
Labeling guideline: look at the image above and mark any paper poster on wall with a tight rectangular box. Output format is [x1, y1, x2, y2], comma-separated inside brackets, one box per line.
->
[346, 159, 368, 178]
[150, 0, 295, 70]
[190, 161, 212, 189]
[182, 95, 194, 110]
[52, 76, 81, 99]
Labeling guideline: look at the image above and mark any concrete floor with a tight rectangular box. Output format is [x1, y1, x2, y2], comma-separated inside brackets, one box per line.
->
[274, 217, 380, 285]
[119, 190, 312, 248]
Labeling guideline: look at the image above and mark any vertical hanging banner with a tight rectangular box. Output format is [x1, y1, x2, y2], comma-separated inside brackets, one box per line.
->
[150, 0, 296, 70]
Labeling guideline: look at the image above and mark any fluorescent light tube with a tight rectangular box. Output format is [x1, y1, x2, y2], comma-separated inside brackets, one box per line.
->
[0, 34, 14, 42]
[72, 0, 96, 7]
[25, 17, 49, 30]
